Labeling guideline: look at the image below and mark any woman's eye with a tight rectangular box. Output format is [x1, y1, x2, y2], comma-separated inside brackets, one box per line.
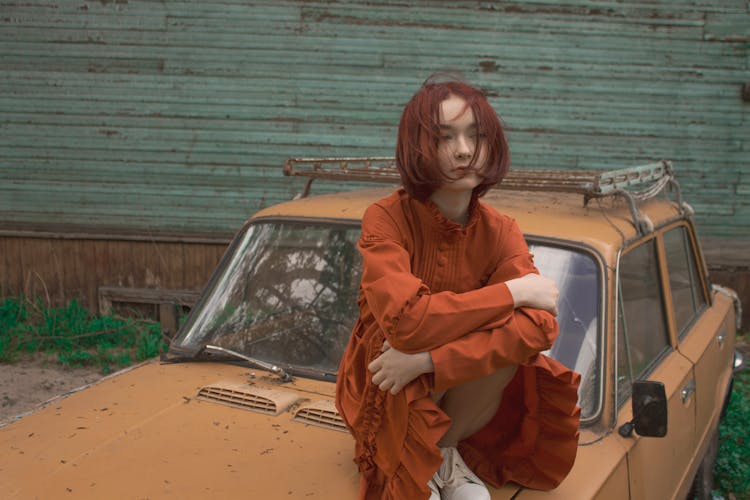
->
[440, 135, 453, 141]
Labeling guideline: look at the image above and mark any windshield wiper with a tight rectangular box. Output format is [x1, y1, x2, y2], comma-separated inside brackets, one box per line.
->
[199, 344, 293, 382]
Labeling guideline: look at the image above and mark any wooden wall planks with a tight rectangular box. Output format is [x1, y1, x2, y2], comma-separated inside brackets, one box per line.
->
[0, 234, 227, 312]
[0, 0, 748, 239]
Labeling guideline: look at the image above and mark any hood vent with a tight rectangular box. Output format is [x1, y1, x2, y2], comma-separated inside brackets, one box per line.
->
[196, 381, 300, 416]
[293, 400, 347, 432]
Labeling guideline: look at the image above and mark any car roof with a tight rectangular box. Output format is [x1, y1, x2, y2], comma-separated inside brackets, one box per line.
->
[251, 183, 685, 263]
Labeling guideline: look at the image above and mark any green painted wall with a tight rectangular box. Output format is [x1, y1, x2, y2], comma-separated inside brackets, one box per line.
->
[1, 0, 748, 238]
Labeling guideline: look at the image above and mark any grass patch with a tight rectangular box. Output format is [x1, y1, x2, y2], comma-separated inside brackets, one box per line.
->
[714, 334, 750, 500]
[0, 296, 168, 374]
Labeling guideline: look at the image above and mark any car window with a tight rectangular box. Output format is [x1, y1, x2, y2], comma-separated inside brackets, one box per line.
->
[530, 244, 600, 420]
[616, 239, 671, 406]
[663, 226, 707, 337]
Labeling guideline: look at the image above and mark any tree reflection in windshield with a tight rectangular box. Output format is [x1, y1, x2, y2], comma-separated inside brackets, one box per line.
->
[175, 221, 361, 375]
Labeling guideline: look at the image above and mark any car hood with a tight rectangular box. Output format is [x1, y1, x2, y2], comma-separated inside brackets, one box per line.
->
[0, 360, 360, 498]
[0, 360, 524, 499]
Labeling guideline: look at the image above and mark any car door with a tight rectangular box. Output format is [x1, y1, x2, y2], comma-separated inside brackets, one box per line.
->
[614, 236, 697, 500]
[661, 223, 734, 457]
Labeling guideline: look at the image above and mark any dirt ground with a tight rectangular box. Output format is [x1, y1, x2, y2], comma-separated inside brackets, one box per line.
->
[0, 354, 104, 424]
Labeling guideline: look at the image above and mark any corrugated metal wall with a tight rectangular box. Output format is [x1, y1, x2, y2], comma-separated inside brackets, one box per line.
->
[1, 0, 748, 239]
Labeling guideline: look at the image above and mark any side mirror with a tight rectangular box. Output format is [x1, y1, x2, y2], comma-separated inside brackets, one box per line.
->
[618, 380, 668, 438]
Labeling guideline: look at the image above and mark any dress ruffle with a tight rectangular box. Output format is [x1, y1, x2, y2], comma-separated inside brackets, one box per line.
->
[381, 389, 451, 499]
[458, 354, 581, 490]
[419, 193, 482, 234]
[338, 319, 580, 498]
[339, 320, 453, 500]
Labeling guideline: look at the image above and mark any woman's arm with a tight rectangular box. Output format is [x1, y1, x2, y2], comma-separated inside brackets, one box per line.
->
[365, 212, 560, 394]
[429, 307, 558, 393]
[359, 204, 522, 353]
[368, 305, 557, 395]
[428, 232, 561, 392]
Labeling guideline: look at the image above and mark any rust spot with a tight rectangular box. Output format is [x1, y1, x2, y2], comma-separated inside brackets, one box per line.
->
[98, 129, 119, 137]
[478, 60, 498, 73]
[479, 87, 499, 98]
[742, 82, 750, 102]
[272, 117, 303, 123]
[303, 10, 454, 29]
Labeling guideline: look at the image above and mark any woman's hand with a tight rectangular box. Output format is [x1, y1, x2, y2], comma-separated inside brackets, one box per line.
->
[368, 341, 434, 395]
[505, 273, 559, 315]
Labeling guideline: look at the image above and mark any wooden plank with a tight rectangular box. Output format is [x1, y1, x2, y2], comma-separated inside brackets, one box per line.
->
[704, 12, 750, 41]
[0, 237, 7, 297]
[98, 286, 201, 308]
[2, 239, 23, 296]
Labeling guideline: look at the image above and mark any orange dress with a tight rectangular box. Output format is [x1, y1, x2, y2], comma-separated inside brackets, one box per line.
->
[335, 189, 581, 500]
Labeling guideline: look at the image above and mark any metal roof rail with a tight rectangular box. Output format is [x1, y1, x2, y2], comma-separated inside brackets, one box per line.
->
[283, 157, 399, 198]
[283, 157, 684, 235]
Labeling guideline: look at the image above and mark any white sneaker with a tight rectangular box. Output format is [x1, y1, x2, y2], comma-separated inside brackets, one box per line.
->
[438, 447, 491, 500]
[427, 473, 441, 500]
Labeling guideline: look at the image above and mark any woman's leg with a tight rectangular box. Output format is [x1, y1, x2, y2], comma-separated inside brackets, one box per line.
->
[436, 365, 518, 447]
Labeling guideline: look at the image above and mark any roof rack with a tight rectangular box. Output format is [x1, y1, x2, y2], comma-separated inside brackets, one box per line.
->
[283, 157, 685, 234]
[283, 157, 399, 197]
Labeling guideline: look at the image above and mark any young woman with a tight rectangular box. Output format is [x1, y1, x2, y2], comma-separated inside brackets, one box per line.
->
[335, 76, 581, 500]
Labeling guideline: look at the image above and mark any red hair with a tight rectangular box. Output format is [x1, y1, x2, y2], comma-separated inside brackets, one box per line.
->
[395, 78, 510, 200]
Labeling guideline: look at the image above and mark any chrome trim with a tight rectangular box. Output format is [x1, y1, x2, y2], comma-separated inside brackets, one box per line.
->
[525, 236, 608, 428]
[712, 284, 742, 331]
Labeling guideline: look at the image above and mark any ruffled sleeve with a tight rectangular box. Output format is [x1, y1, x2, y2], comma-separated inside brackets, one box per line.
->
[358, 203, 516, 353]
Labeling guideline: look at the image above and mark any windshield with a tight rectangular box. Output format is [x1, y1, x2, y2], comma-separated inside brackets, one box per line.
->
[172, 221, 601, 418]
[173, 221, 362, 376]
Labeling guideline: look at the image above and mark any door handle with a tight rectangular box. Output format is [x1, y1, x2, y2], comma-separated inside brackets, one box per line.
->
[681, 380, 696, 404]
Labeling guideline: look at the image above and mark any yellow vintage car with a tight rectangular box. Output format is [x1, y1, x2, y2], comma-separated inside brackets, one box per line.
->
[0, 159, 743, 499]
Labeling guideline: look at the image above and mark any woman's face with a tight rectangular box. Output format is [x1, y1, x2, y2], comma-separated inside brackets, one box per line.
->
[434, 94, 487, 193]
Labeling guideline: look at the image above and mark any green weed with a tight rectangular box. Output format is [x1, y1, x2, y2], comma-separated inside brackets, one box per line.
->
[0, 296, 168, 374]
[714, 360, 750, 500]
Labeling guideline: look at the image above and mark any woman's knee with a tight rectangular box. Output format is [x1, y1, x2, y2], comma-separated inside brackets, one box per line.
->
[441, 365, 518, 414]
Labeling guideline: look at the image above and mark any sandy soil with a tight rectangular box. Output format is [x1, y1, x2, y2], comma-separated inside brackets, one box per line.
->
[0, 354, 104, 424]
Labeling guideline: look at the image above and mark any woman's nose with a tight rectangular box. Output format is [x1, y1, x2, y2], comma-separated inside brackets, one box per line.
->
[454, 135, 473, 158]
